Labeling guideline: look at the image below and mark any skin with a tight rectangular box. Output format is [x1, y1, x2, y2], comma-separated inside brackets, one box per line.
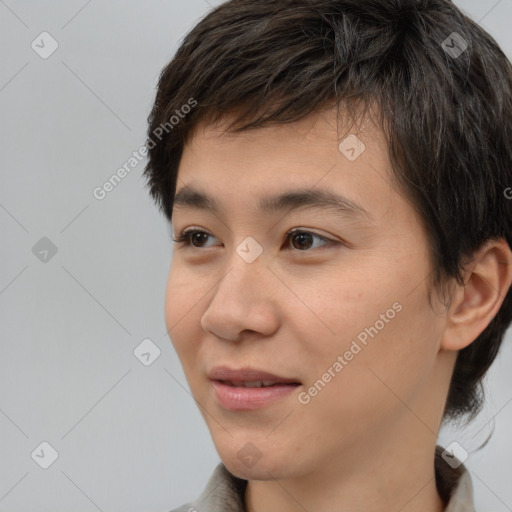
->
[165, 107, 512, 512]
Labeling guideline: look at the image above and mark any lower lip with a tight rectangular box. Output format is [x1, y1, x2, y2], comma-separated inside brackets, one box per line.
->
[211, 380, 300, 411]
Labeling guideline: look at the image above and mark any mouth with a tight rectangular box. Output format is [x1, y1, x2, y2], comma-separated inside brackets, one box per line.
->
[208, 366, 301, 411]
[208, 365, 301, 385]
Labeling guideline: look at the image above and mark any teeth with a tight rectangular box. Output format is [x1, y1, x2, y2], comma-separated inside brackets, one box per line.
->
[244, 381, 264, 387]
[226, 380, 278, 388]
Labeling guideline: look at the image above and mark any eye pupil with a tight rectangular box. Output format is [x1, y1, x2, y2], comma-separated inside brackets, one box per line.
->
[192, 232, 208, 247]
[292, 232, 313, 250]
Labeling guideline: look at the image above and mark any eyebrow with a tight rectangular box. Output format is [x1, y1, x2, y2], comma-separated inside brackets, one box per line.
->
[173, 184, 374, 223]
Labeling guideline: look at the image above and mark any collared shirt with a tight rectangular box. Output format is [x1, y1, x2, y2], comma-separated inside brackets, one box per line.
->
[169, 446, 476, 512]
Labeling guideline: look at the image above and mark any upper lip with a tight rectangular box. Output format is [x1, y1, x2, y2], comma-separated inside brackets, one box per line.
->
[208, 366, 301, 384]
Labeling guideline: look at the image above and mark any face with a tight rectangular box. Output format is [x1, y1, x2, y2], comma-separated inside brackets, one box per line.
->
[165, 108, 452, 482]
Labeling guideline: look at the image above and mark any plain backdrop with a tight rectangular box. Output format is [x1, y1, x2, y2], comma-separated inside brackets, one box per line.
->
[0, 1, 511, 511]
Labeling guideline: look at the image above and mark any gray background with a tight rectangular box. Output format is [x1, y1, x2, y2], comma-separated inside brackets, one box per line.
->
[0, 1, 511, 511]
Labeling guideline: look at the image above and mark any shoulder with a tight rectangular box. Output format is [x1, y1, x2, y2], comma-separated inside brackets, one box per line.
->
[167, 505, 195, 512]
[435, 445, 477, 512]
[167, 462, 247, 512]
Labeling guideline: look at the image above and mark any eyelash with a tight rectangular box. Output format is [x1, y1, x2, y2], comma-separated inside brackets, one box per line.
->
[172, 228, 341, 251]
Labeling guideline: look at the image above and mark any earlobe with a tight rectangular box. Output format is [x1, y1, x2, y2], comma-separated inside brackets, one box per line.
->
[441, 238, 512, 352]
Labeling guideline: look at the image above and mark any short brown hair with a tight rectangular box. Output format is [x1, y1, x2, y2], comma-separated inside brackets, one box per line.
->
[143, 0, 512, 423]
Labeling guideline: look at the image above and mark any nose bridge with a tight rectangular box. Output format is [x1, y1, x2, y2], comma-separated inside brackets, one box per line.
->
[212, 250, 269, 311]
[218, 233, 272, 298]
[200, 250, 279, 340]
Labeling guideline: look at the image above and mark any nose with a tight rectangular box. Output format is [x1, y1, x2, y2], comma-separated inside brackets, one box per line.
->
[200, 257, 280, 342]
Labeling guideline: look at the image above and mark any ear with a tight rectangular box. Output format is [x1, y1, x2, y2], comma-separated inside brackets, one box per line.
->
[441, 238, 512, 351]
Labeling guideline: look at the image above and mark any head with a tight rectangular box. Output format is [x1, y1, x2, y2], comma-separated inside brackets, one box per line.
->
[144, 0, 512, 481]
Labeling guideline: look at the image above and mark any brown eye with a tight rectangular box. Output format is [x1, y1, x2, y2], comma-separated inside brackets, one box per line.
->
[291, 232, 314, 250]
[173, 229, 217, 248]
[189, 232, 210, 247]
[285, 230, 335, 251]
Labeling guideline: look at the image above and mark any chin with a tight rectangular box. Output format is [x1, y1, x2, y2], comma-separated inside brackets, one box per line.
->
[217, 439, 297, 481]
[209, 426, 298, 479]
[222, 455, 284, 481]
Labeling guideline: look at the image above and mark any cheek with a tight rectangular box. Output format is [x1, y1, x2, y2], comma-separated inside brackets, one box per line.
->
[293, 302, 442, 448]
[293, 258, 441, 389]
[287, 265, 397, 349]
[164, 261, 206, 325]
[164, 264, 204, 361]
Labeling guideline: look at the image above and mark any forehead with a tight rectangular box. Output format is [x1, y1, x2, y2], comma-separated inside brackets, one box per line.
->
[179, 107, 392, 184]
[175, 107, 416, 227]
[185, 106, 384, 156]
